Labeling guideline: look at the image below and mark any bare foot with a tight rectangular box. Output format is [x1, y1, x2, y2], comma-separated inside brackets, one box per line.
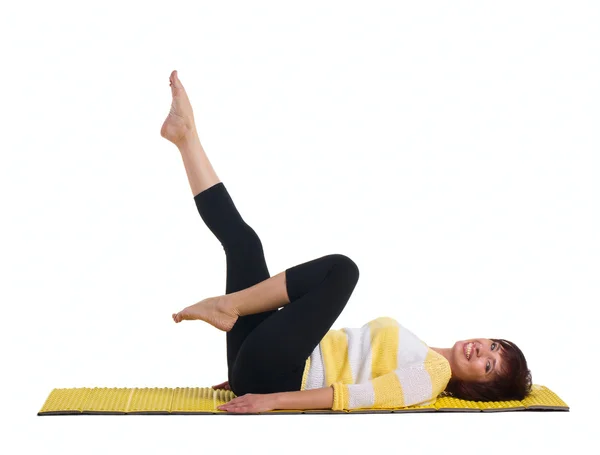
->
[160, 70, 197, 146]
[172, 295, 239, 332]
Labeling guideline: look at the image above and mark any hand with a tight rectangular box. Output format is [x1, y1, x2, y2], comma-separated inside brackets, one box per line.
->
[212, 380, 231, 391]
[217, 393, 278, 414]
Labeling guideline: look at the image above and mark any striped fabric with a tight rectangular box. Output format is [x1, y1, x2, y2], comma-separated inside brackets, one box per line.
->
[300, 317, 452, 411]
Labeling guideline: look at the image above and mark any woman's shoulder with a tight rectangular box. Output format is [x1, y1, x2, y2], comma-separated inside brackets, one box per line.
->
[425, 349, 452, 394]
[364, 316, 399, 327]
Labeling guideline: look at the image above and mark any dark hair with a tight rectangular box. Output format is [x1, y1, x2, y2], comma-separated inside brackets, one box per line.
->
[439, 338, 532, 402]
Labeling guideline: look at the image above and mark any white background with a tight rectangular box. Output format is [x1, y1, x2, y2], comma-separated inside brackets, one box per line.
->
[1, 0, 597, 453]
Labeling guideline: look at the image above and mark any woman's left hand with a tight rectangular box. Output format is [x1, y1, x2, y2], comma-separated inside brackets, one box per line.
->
[217, 393, 278, 414]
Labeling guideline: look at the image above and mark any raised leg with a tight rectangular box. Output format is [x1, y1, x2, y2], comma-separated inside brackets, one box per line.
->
[194, 182, 278, 377]
[160, 70, 221, 196]
[160, 70, 278, 378]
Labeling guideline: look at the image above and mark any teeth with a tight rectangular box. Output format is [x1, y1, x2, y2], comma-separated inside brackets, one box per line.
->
[466, 342, 473, 360]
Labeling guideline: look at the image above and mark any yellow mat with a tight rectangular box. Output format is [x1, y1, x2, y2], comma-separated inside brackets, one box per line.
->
[38, 384, 568, 415]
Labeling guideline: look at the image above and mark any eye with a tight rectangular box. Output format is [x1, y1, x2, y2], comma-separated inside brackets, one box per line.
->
[486, 343, 497, 373]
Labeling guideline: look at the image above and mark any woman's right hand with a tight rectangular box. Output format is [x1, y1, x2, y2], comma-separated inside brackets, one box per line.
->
[212, 380, 231, 390]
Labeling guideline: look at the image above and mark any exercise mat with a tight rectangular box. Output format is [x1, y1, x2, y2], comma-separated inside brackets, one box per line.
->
[37, 384, 568, 415]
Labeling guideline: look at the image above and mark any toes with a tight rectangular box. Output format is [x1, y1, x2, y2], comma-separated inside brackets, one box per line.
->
[171, 70, 184, 89]
[169, 71, 182, 92]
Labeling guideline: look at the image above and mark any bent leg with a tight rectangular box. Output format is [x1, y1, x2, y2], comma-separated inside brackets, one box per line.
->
[230, 254, 360, 395]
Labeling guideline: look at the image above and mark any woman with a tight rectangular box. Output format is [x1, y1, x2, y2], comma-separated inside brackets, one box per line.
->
[162, 70, 532, 414]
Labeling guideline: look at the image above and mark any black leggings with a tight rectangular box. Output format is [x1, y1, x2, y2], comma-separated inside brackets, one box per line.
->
[193, 182, 360, 397]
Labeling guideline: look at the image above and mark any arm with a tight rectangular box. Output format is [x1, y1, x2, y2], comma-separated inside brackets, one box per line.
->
[331, 360, 452, 411]
[218, 386, 334, 413]
[273, 386, 334, 410]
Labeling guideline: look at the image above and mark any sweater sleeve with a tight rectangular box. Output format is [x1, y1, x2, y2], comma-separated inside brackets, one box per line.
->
[331, 360, 451, 411]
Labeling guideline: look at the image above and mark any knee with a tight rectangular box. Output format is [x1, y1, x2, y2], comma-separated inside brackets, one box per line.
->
[231, 223, 262, 249]
[327, 253, 360, 282]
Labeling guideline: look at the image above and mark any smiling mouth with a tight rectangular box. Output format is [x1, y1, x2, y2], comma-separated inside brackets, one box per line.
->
[464, 342, 475, 360]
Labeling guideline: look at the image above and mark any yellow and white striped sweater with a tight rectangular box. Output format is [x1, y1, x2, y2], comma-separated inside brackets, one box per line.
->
[300, 316, 452, 411]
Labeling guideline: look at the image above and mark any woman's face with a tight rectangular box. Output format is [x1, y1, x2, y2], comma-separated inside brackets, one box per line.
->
[450, 338, 504, 382]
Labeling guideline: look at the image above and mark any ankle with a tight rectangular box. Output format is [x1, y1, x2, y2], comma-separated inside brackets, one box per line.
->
[175, 127, 200, 150]
[218, 294, 240, 317]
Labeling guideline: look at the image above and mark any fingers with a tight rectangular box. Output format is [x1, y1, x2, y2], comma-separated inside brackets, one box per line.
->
[212, 380, 230, 390]
[220, 406, 250, 413]
[218, 395, 258, 413]
[218, 396, 241, 408]
[218, 400, 248, 413]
